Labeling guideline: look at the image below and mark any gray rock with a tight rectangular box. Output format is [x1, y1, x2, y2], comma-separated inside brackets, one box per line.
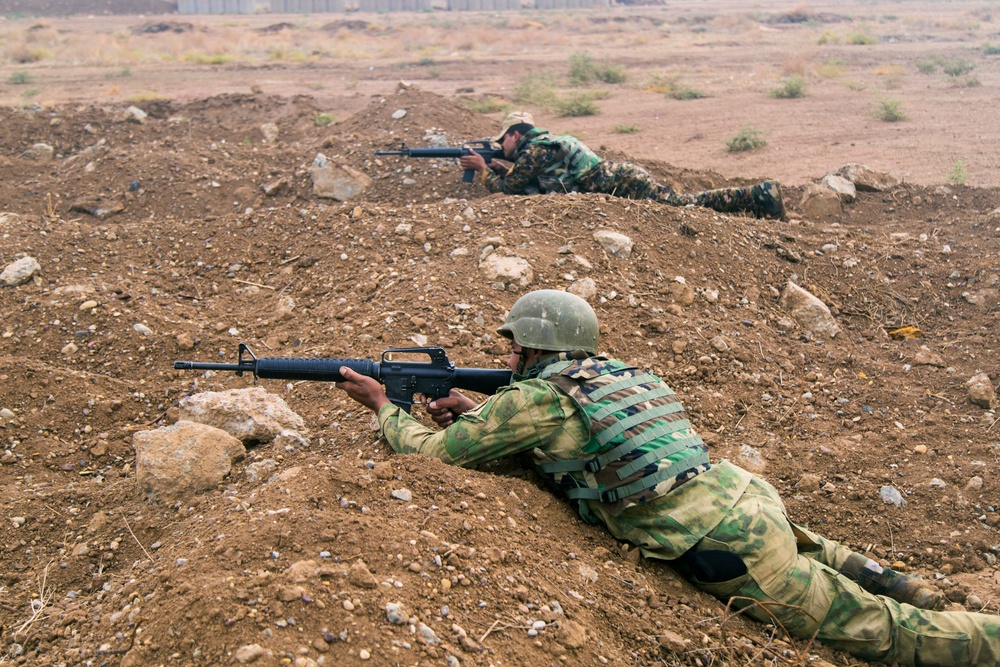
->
[779, 282, 841, 338]
[391, 488, 412, 502]
[912, 345, 945, 367]
[385, 602, 408, 625]
[260, 122, 279, 143]
[593, 230, 633, 258]
[246, 459, 279, 483]
[133, 420, 246, 501]
[567, 277, 597, 300]
[310, 153, 372, 201]
[820, 174, 857, 203]
[479, 254, 533, 288]
[879, 485, 906, 507]
[965, 371, 996, 408]
[177, 387, 306, 444]
[23, 143, 54, 161]
[1, 256, 41, 287]
[124, 106, 147, 123]
[798, 184, 842, 218]
[837, 163, 900, 192]
[234, 643, 267, 663]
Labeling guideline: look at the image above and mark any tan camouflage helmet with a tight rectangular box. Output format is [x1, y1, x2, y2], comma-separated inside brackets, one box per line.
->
[497, 289, 599, 354]
[493, 110, 535, 143]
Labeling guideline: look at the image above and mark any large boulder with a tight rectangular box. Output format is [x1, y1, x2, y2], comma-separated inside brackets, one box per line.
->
[310, 153, 372, 201]
[177, 387, 306, 444]
[134, 420, 245, 501]
[798, 184, 842, 218]
[479, 253, 534, 288]
[836, 163, 900, 192]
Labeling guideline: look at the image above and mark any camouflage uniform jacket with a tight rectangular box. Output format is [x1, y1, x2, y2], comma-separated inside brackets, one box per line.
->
[484, 128, 602, 195]
[377, 352, 754, 559]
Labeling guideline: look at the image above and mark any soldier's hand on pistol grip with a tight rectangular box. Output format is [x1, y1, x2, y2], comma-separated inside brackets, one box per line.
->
[425, 390, 478, 427]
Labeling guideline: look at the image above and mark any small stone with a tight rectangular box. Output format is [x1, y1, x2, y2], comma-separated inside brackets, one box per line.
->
[359, 649, 371, 660]
[79, 300, 98, 311]
[797, 474, 821, 492]
[385, 602, 407, 625]
[234, 644, 267, 664]
[11, 516, 26, 527]
[391, 488, 412, 502]
[913, 444, 927, 454]
[659, 629, 690, 652]
[391, 109, 407, 119]
[879, 485, 906, 507]
[133, 323, 153, 336]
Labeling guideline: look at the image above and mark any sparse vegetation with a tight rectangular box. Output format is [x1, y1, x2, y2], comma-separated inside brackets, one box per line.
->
[645, 73, 707, 100]
[947, 160, 968, 185]
[568, 50, 626, 86]
[7, 71, 32, 85]
[848, 32, 877, 45]
[942, 57, 975, 77]
[459, 96, 507, 114]
[725, 126, 767, 153]
[875, 98, 907, 122]
[668, 83, 707, 100]
[915, 58, 939, 74]
[817, 30, 840, 45]
[513, 72, 560, 108]
[183, 52, 235, 65]
[985, 43, 1000, 55]
[314, 113, 336, 127]
[613, 124, 640, 134]
[554, 91, 601, 117]
[816, 59, 845, 78]
[770, 74, 807, 98]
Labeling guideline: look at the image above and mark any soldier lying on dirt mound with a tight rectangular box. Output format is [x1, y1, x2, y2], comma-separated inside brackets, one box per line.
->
[336, 289, 1000, 666]
[458, 111, 786, 220]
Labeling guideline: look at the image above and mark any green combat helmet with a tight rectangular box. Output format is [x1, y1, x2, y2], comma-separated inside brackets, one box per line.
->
[497, 290, 599, 354]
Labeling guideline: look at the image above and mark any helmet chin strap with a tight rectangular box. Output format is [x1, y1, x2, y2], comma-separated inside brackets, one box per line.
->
[515, 348, 530, 376]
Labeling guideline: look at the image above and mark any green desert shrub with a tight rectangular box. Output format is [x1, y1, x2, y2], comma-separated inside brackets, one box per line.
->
[725, 126, 767, 152]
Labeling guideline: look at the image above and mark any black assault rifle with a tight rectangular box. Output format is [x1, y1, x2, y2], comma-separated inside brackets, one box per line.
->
[174, 343, 512, 414]
[374, 140, 505, 183]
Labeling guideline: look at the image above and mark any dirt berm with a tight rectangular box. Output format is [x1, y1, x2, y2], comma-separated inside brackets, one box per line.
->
[1, 87, 999, 667]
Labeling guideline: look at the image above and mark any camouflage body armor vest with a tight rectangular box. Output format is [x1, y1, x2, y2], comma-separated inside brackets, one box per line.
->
[536, 356, 710, 520]
[520, 128, 602, 193]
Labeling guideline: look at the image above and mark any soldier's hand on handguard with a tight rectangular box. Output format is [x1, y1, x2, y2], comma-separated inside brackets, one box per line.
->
[424, 390, 478, 427]
[489, 161, 510, 177]
[336, 367, 391, 412]
[458, 150, 487, 173]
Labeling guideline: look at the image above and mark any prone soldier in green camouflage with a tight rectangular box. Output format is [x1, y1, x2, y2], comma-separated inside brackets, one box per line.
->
[458, 111, 786, 220]
[336, 290, 1000, 666]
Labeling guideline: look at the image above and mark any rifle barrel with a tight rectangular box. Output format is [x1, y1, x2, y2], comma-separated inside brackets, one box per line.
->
[173, 361, 244, 372]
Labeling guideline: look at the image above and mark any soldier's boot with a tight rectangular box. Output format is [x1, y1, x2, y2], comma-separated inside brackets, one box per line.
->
[839, 553, 944, 610]
[750, 181, 786, 220]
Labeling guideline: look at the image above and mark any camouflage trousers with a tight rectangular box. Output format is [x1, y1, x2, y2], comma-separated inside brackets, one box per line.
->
[577, 161, 758, 214]
[683, 474, 1000, 666]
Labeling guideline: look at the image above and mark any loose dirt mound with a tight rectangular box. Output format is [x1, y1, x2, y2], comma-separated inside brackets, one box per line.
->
[1, 88, 999, 667]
